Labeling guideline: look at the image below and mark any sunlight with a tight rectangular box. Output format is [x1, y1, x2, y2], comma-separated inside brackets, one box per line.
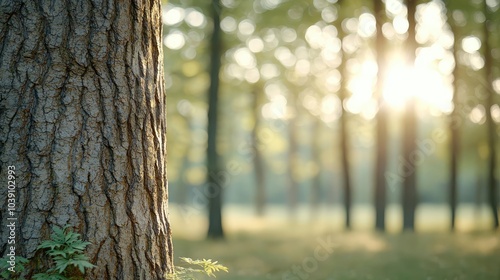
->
[185, 9, 206, 28]
[164, 31, 186, 50]
[262, 83, 288, 119]
[382, 63, 453, 114]
[382, 64, 416, 109]
[462, 36, 481, 53]
[234, 47, 256, 69]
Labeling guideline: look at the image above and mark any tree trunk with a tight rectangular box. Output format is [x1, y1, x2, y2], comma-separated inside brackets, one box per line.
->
[475, 166, 483, 224]
[177, 144, 191, 206]
[287, 116, 299, 215]
[310, 118, 322, 216]
[448, 19, 460, 231]
[0, 0, 174, 279]
[373, 0, 388, 231]
[206, 0, 224, 238]
[402, 0, 418, 231]
[252, 87, 266, 216]
[339, 89, 352, 230]
[482, 0, 499, 229]
[334, 1, 352, 230]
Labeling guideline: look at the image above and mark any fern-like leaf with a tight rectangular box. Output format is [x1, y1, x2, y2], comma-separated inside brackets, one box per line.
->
[167, 257, 228, 279]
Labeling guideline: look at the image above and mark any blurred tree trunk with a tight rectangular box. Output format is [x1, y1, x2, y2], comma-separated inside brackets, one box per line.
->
[482, 0, 499, 229]
[402, 0, 418, 231]
[335, 0, 352, 229]
[373, 0, 388, 231]
[178, 144, 191, 206]
[207, 0, 224, 238]
[252, 87, 266, 216]
[448, 50, 460, 231]
[475, 165, 483, 223]
[310, 118, 322, 216]
[446, 6, 461, 230]
[0, 0, 174, 278]
[287, 114, 299, 215]
[338, 76, 352, 230]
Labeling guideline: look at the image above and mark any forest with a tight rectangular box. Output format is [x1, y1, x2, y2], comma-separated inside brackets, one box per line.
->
[163, 0, 500, 279]
[0, 0, 499, 279]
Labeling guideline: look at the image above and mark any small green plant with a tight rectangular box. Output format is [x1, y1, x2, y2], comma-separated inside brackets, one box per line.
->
[32, 225, 95, 280]
[0, 256, 28, 279]
[0, 225, 93, 280]
[166, 257, 229, 279]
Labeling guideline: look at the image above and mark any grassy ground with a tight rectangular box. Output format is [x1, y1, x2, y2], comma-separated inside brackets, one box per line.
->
[170, 205, 500, 279]
[173, 229, 500, 280]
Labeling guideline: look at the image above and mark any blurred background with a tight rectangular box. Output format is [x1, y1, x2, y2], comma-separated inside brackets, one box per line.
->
[161, 0, 500, 278]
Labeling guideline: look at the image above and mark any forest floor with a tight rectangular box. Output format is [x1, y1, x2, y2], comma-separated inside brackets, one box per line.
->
[170, 204, 500, 279]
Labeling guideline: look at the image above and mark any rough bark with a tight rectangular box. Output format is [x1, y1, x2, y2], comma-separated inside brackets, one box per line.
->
[0, 0, 174, 279]
[402, 0, 418, 231]
[482, 0, 499, 229]
[206, 0, 224, 238]
[373, 0, 388, 231]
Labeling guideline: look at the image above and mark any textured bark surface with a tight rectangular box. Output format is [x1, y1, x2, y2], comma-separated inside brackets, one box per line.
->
[0, 0, 174, 278]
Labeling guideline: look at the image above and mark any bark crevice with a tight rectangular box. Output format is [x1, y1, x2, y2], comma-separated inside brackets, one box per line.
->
[0, 0, 174, 278]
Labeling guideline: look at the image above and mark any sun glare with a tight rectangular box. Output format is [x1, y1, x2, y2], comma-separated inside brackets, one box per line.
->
[383, 64, 414, 109]
[382, 63, 453, 114]
[345, 52, 454, 119]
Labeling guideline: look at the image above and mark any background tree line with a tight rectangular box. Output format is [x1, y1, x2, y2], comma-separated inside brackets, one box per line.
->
[163, 0, 500, 237]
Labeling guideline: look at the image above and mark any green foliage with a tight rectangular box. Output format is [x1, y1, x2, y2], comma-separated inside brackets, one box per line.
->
[166, 257, 229, 279]
[33, 225, 95, 279]
[0, 256, 28, 279]
[0, 225, 93, 280]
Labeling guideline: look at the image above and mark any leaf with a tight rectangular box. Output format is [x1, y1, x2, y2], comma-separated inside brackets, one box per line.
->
[49, 250, 67, 258]
[65, 231, 82, 244]
[68, 254, 96, 273]
[177, 257, 228, 278]
[38, 240, 62, 251]
[70, 241, 91, 251]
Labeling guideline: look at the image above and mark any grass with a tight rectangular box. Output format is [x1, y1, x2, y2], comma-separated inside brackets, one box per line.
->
[173, 230, 500, 280]
[170, 204, 500, 279]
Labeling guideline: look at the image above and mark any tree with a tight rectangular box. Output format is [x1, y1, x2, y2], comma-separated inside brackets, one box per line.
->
[177, 123, 193, 206]
[252, 85, 266, 216]
[448, 27, 461, 231]
[310, 116, 323, 216]
[337, 43, 353, 229]
[373, 0, 388, 231]
[444, 1, 461, 231]
[0, 0, 174, 278]
[402, 0, 418, 231]
[334, 0, 353, 230]
[482, 0, 499, 229]
[206, 0, 224, 238]
[286, 95, 299, 215]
